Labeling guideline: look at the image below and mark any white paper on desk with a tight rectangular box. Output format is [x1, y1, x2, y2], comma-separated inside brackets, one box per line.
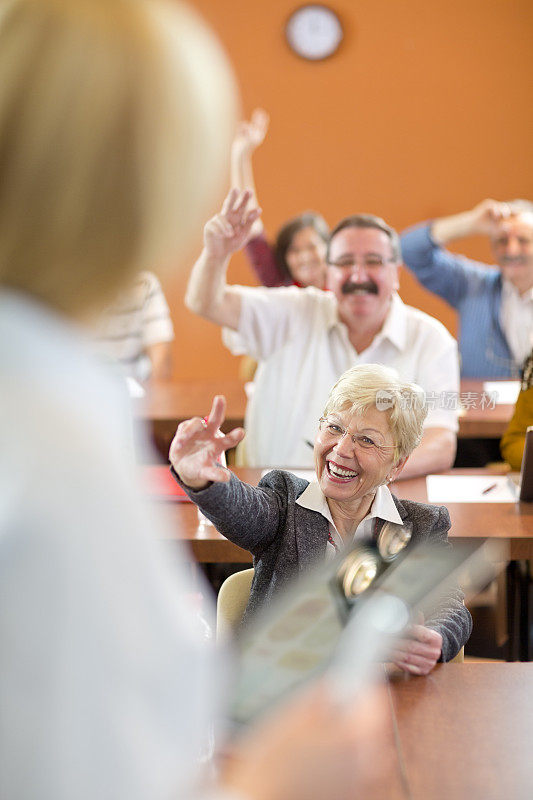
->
[261, 468, 316, 482]
[426, 475, 517, 503]
[482, 381, 520, 405]
[126, 376, 145, 398]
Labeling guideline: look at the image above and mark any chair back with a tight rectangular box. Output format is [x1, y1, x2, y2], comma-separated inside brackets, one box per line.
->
[451, 647, 465, 663]
[216, 568, 254, 640]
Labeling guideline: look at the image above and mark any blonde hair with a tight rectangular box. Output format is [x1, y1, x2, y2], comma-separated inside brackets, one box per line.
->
[323, 364, 428, 462]
[0, 0, 237, 316]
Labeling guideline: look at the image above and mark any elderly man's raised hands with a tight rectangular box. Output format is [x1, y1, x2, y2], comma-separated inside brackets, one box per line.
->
[466, 198, 516, 237]
[203, 188, 262, 261]
[432, 198, 516, 245]
[169, 395, 244, 490]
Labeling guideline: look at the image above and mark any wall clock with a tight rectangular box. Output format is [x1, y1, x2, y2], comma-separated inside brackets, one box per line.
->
[285, 4, 343, 61]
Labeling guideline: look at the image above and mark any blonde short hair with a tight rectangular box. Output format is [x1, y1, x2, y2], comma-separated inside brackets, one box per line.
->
[0, 0, 237, 316]
[323, 364, 428, 462]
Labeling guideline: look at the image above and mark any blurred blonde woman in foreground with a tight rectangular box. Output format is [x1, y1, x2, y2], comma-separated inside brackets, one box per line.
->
[0, 2, 387, 799]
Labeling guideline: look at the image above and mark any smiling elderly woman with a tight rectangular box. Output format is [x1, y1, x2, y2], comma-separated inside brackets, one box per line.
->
[170, 364, 472, 673]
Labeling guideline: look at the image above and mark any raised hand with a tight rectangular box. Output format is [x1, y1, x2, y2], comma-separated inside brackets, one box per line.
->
[203, 188, 262, 260]
[232, 108, 270, 155]
[467, 198, 514, 236]
[169, 395, 245, 489]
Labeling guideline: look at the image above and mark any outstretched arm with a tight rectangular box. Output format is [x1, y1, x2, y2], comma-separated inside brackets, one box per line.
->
[223, 681, 391, 800]
[185, 188, 261, 330]
[431, 198, 514, 245]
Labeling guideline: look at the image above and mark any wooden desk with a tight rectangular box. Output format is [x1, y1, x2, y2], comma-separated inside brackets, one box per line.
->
[137, 378, 517, 445]
[388, 663, 533, 799]
[320, 663, 533, 798]
[458, 378, 516, 439]
[158, 467, 533, 561]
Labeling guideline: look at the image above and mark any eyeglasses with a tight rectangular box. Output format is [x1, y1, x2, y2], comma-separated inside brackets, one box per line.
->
[318, 417, 396, 455]
[326, 256, 396, 271]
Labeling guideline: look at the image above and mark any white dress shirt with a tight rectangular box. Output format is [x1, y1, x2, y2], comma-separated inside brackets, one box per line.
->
[500, 279, 533, 368]
[296, 481, 403, 557]
[0, 291, 221, 800]
[223, 287, 459, 467]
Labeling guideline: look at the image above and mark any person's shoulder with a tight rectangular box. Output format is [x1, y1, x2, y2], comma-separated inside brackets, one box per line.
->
[392, 495, 450, 528]
[138, 270, 161, 287]
[400, 299, 456, 342]
[259, 468, 310, 497]
[400, 220, 432, 242]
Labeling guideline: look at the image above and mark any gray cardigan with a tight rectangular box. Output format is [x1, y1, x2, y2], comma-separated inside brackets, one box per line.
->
[177, 469, 472, 662]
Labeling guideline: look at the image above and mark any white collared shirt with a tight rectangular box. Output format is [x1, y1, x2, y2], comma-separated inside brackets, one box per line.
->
[500, 279, 533, 368]
[296, 481, 403, 558]
[223, 287, 459, 467]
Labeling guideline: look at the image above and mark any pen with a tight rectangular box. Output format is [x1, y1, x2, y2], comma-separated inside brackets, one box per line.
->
[481, 482, 497, 495]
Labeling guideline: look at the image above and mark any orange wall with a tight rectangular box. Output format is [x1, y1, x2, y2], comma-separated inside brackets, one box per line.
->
[166, 0, 533, 379]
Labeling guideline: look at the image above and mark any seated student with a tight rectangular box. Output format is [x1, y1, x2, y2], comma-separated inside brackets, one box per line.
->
[501, 350, 533, 470]
[170, 364, 472, 672]
[231, 108, 329, 288]
[94, 271, 174, 381]
[401, 199, 533, 378]
[0, 2, 387, 799]
[186, 190, 459, 475]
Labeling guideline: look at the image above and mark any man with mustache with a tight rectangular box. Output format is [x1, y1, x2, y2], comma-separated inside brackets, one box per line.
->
[187, 192, 459, 476]
[401, 199, 533, 377]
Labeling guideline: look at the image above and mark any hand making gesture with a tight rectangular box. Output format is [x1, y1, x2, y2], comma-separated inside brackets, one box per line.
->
[169, 395, 245, 490]
[466, 198, 514, 237]
[203, 188, 262, 261]
[232, 107, 270, 157]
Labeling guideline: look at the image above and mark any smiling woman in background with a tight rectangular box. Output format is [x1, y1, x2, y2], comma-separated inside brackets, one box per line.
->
[170, 363, 472, 674]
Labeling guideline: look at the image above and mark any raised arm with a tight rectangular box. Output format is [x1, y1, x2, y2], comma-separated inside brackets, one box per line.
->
[230, 108, 269, 240]
[431, 198, 513, 245]
[231, 109, 289, 287]
[185, 189, 261, 330]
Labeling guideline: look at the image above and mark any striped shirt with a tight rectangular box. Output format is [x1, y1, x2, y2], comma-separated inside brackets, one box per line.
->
[95, 272, 174, 381]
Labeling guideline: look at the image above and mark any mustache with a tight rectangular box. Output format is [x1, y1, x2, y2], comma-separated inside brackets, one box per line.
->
[501, 257, 526, 266]
[341, 280, 378, 295]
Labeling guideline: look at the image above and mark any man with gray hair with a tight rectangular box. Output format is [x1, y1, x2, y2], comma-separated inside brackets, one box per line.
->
[187, 190, 460, 476]
[401, 199, 533, 377]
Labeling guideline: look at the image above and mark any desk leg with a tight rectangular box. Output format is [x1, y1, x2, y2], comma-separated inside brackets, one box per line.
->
[506, 561, 519, 661]
[519, 560, 530, 662]
[507, 560, 531, 662]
